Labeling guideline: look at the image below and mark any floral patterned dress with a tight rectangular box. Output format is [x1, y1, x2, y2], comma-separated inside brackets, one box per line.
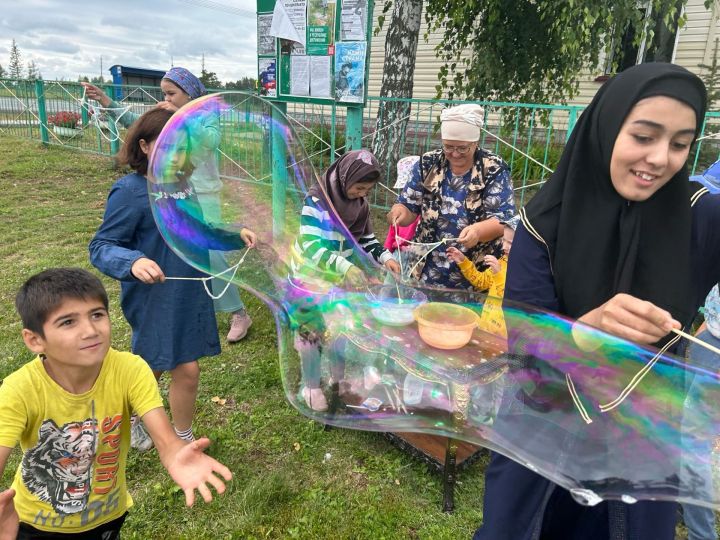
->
[397, 148, 516, 290]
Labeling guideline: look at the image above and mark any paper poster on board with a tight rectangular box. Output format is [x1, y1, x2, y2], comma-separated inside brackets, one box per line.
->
[307, 0, 336, 55]
[270, 0, 308, 54]
[290, 55, 310, 96]
[257, 13, 276, 56]
[310, 55, 331, 97]
[334, 41, 366, 103]
[340, 0, 367, 41]
[258, 58, 277, 97]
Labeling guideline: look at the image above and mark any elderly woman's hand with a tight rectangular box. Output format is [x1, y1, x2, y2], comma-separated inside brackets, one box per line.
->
[387, 204, 416, 227]
[578, 293, 680, 345]
[457, 223, 484, 248]
[458, 219, 503, 248]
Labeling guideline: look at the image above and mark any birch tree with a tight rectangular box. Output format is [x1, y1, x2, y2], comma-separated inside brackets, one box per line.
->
[371, 0, 423, 177]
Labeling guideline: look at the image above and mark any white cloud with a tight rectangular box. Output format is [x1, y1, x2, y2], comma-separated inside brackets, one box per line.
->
[0, 0, 258, 82]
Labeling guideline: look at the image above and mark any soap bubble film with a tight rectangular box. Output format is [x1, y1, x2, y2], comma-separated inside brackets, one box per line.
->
[148, 92, 720, 510]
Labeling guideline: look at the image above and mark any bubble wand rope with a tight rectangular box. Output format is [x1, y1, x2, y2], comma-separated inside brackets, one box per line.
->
[80, 85, 133, 144]
[598, 333, 681, 413]
[164, 247, 252, 300]
[565, 373, 593, 424]
[598, 328, 720, 413]
[393, 222, 460, 281]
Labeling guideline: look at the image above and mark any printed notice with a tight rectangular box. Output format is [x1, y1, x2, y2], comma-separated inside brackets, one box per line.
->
[290, 55, 310, 96]
[258, 58, 277, 97]
[310, 55, 331, 97]
[307, 0, 336, 55]
[270, 0, 307, 50]
[340, 0, 367, 41]
[257, 14, 276, 56]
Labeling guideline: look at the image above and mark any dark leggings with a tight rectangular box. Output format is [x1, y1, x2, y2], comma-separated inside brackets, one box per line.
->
[17, 512, 127, 540]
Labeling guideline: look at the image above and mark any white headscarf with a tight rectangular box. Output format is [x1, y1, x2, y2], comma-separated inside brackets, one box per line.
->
[440, 104, 484, 141]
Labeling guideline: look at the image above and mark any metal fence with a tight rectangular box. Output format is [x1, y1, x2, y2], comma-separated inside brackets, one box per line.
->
[1, 78, 719, 210]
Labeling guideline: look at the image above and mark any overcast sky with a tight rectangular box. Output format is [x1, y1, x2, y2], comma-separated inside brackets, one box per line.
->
[0, 0, 259, 83]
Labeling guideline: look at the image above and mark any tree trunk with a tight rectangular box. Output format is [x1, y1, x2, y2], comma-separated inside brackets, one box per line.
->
[371, 0, 423, 182]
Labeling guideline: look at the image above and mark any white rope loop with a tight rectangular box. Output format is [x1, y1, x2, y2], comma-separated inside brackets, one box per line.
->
[164, 246, 252, 299]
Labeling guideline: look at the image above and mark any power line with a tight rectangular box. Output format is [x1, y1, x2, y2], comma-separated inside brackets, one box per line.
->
[176, 0, 255, 17]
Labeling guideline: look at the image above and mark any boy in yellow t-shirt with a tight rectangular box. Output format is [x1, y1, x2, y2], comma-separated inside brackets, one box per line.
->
[447, 216, 518, 338]
[0, 268, 231, 539]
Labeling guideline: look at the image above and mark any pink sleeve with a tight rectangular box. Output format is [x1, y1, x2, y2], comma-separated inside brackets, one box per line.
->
[383, 225, 398, 251]
[396, 217, 420, 250]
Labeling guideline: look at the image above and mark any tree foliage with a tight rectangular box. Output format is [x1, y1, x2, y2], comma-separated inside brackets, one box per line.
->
[699, 38, 720, 110]
[423, 0, 715, 103]
[0, 64, 6, 78]
[199, 68, 222, 90]
[224, 77, 257, 90]
[26, 60, 41, 80]
[8, 39, 22, 79]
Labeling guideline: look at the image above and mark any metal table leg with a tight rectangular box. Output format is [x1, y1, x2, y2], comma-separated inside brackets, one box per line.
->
[443, 438, 458, 512]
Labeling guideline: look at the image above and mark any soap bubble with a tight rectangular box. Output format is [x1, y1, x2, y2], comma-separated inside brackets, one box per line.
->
[148, 92, 720, 510]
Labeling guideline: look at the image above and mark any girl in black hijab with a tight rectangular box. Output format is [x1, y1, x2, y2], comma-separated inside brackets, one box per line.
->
[474, 63, 720, 539]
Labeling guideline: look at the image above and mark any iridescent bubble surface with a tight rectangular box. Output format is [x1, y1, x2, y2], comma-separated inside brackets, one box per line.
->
[148, 92, 720, 510]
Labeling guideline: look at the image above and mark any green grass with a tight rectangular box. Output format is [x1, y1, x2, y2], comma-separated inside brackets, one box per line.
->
[0, 135, 488, 538]
[0, 134, 707, 539]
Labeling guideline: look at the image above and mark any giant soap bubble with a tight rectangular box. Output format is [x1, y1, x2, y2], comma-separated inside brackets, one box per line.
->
[148, 92, 720, 510]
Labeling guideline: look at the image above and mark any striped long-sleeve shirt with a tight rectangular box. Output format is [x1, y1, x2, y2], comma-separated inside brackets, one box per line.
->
[291, 195, 392, 287]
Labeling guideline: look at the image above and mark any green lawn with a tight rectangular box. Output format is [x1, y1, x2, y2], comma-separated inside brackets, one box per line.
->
[0, 134, 704, 539]
[0, 135, 488, 539]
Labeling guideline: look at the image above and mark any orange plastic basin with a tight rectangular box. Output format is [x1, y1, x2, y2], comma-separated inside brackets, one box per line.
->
[414, 302, 479, 350]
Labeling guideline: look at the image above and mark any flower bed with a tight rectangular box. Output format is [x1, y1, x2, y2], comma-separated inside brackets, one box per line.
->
[48, 111, 81, 129]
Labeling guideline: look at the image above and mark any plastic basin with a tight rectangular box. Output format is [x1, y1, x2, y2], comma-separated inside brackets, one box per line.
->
[414, 302, 479, 350]
[366, 284, 427, 326]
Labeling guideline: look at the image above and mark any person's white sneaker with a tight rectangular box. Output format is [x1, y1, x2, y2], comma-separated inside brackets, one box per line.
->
[227, 312, 252, 342]
[131, 419, 154, 452]
[301, 386, 328, 411]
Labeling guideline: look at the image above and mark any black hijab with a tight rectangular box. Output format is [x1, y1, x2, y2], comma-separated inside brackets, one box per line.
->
[521, 63, 707, 331]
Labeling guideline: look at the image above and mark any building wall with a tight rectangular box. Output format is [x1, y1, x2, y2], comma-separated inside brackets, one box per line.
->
[366, 0, 720, 107]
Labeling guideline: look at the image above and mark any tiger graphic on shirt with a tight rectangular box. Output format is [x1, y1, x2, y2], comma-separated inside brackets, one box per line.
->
[21, 417, 97, 514]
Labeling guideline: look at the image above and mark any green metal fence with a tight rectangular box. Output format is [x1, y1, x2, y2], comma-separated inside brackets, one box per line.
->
[1, 78, 718, 210]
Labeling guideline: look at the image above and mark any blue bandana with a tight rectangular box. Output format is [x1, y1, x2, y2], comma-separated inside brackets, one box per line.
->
[163, 67, 206, 99]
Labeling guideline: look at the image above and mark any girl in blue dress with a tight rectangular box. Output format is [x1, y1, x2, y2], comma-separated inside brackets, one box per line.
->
[90, 108, 256, 446]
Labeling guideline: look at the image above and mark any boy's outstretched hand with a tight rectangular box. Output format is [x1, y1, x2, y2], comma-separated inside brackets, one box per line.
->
[0, 489, 18, 540]
[166, 438, 232, 507]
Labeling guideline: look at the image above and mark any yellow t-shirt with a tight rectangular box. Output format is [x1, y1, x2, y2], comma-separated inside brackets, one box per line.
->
[0, 348, 163, 533]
